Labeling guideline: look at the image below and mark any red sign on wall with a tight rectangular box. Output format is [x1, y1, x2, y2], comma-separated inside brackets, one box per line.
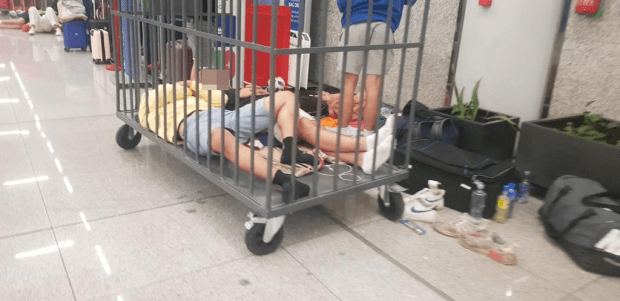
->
[479, 0, 492, 7]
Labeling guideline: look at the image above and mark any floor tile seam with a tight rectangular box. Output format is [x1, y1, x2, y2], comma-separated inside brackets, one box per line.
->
[317, 207, 456, 301]
[15, 113, 117, 125]
[49, 192, 229, 229]
[78, 254, 255, 301]
[569, 275, 603, 294]
[281, 247, 344, 301]
[518, 265, 602, 294]
[15, 120, 80, 301]
[0, 226, 53, 241]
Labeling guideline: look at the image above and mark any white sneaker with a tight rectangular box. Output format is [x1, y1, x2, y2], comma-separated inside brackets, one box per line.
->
[403, 188, 445, 210]
[404, 199, 437, 223]
[9, 11, 18, 18]
[28, 27, 36, 35]
[55, 28, 62, 36]
[433, 213, 487, 238]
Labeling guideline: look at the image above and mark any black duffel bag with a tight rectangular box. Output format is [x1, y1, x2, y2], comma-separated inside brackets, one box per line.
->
[540, 176, 620, 276]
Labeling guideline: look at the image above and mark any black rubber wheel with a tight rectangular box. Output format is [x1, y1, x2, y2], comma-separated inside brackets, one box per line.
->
[81, 47, 86, 51]
[64, 48, 69, 52]
[245, 223, 284, 256]
[115, 124, 142, 150]
[378, 189, 405, 221]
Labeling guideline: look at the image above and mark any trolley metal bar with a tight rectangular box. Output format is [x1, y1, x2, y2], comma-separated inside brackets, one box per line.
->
[377, 0, 396, 202]
[265, 0, 279, 210]
[405, 0, 432, 165]
[181, 0, 189, 154]
[249, 1, 258, 196]
[112, 1, 121, 114]
[273, 43, 423, 55]
[119, 111, 407, 219]
[202, 0, 210, 168]
[112, 10, 423, 56]
[290, 0, 307, 192]
[351, 0, 375, 184]
[112, 10, 272, 53]
[310, 0, 329, 197]
[334, 0, 354, 191]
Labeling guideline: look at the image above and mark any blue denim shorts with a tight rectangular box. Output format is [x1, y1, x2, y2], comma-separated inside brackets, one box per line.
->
[185, 98, 271, 156]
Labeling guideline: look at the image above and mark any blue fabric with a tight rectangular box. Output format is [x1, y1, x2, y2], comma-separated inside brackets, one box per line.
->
[337, 0, 417, 32]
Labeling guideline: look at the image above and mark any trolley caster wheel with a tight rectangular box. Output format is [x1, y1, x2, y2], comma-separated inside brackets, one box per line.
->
[378, 188, 404, 221]
[64, 48, 69, 52]
[115, 124, 142, 150]
[245, 223, 284, 256]
[81, 48, 86, 51]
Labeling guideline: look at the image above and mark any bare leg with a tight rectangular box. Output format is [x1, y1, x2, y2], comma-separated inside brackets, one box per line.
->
[341, 73, 359, 127]
[363, 74, 381, 131]
[262, 90, 296, 139]
[210, 128, 272, 180]
[298, 118, 368, 152]
[210, 128, 310, 200]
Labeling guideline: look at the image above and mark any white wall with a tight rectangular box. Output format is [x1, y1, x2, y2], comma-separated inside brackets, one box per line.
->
[455, 0, 565, 121]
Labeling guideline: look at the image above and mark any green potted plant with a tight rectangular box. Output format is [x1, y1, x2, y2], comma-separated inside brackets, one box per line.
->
[429, 79, 520, 160]
[517, 102, 620, 193]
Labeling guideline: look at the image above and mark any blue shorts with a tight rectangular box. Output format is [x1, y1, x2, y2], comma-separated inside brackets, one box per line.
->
[185, 98, 272, 156]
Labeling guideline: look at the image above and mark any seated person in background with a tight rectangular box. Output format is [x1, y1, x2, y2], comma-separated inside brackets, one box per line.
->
[26, 6, 62, 36]
[0, 11, 29, 30]
[139, 83, 395, 201]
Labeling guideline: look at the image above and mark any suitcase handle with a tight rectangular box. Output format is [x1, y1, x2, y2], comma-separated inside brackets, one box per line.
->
[583, 192, 620, 214]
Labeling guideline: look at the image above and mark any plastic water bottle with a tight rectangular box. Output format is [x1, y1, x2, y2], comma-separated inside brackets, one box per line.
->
[506, 183, 518, 219]
[518, 171, 531, 204]
[493, 185, 510, 223]
[469, 180, 487, 220]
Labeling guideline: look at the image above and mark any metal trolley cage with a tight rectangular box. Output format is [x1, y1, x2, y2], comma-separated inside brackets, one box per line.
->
[112, 0, 431, 255]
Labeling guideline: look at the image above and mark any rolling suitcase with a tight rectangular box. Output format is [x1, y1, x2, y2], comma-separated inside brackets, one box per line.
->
[161, 40, 193, 83]
[63, 20, 89, 52]
[91, 29, 111, 64]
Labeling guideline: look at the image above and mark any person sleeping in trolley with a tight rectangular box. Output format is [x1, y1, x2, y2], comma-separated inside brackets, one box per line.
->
[138, 81, 395, 202]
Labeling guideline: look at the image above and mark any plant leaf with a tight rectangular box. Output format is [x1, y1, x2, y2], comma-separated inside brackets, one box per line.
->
[616, 140, 620, 147]
[470, 79, 481, 120]
[585, 101, 595, 107]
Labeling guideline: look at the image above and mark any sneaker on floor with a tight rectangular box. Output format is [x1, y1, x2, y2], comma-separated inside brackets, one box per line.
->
[28, 27, 36, 35]
[404, 188, 445, 210]
[433, 213, 487, 238]
[460, 231, 518, 265]
[55, 28, 62, 36]
[9, 11, 18, 18]
[403, 199, 437, 223]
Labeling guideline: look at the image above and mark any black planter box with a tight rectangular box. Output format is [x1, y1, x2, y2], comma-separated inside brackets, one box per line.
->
[428, 107, 520, 160]
[394, 149, 518, 219]
[516, 115, 620, 194]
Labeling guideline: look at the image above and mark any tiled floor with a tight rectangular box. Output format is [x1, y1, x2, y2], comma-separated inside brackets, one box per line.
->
[0, 28, 618, 301]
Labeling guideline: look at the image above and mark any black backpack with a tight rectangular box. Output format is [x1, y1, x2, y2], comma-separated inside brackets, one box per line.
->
[540, 176, 620, 276]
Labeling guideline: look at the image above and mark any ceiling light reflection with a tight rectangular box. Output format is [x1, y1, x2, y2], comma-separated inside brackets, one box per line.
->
[41, 132, 46, 138]
[10, 62, 15, 70]
[15, 240, 74, 259]
[79, 212, 91, 231]
[55, 158, 63, 172]
[24, 92, 29, 99]
[0, 130, 29, 136]
[34, 114, 40, 121]
[35, 121, 41, 130]
[47, 141, 54, 153]
[3, 176, 49, 186]
[95, 245, 111, 275]
[63, 177, 73, 193]
[0, 63, 6, 68]
[28, 100, 33, 109]
[0, 98, 19, 104]
[0, 76, 10, 81]
[117, 296, 124, 301]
